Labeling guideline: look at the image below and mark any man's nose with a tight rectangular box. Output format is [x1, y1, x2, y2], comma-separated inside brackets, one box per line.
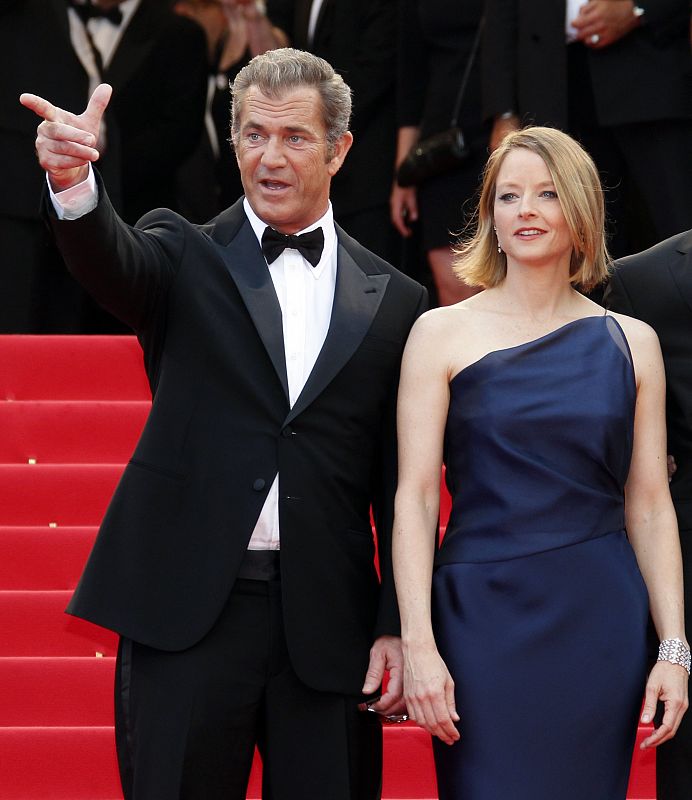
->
[261, 137, 287, 167]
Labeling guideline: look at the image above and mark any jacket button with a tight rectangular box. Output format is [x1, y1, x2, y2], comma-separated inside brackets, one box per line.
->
[281, 426, 293, 438]
[252, 478, 266, 491]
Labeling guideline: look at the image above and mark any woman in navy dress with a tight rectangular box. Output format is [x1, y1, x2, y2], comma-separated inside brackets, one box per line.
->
[393, 127, 689, 799]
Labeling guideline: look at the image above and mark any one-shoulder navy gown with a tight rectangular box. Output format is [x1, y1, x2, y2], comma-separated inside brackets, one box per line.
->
[432, 314, 649, 799]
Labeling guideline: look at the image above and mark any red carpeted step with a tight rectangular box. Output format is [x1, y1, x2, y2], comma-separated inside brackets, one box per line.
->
[629, 726, 657, 799]
[0, 591, 118, 656]
[0, 464, 122, 526]
[383, 724, 437, 797]
[0, 657, 114, 726]
[0, 526, 96, 590]
[0, 401, 149, 464]
[0, 721, 655, 799]
[0, 335, 150, 401]
[0, 727, 121, 799]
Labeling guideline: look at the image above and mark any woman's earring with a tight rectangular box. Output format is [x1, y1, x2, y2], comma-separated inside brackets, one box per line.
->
[494, 227, 502, 254]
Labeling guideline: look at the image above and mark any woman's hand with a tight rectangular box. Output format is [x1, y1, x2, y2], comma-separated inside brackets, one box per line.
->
[403, 642, 460, 745]
[390, 183, 418, 237]
[640, 660, 689, 749]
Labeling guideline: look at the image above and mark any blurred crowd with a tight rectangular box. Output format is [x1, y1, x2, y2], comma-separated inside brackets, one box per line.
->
[1, 0, 690, 332]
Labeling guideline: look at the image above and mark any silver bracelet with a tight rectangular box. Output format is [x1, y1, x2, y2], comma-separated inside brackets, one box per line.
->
[657, 638, 691, 675]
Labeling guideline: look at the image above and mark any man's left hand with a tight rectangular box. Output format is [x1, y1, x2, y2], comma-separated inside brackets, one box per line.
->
[361, 635, 406, 717]
[572, 0, 641, 49]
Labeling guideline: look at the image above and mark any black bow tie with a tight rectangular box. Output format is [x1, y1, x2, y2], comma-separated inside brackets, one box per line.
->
[69, 0, 123, 25]
[261, 226, 325, 268]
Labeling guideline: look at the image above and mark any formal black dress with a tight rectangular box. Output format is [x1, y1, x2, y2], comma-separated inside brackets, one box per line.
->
[397, 0, 489, 251]
[432, 314, 649, 799]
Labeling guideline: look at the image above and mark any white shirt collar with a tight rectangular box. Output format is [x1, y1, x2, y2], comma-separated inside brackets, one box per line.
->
[242, 198, 337, 280]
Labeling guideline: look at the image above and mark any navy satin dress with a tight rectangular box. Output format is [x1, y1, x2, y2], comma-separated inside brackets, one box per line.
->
[432, 314, 649, 799]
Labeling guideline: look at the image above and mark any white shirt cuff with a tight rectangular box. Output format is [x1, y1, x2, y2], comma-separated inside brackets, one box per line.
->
[48, 165, 98, 220]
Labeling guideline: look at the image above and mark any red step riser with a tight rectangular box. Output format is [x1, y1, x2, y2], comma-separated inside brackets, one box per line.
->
[0, 336, 150, 401]
[0, 464, 122, 526]
[0, 657, 114, 726]
[0, 724, 655, 799]
[0, 401, 149, 464]
[0, 727, 122, 799]
[0, 591, 118, 657]
[0, 526, 96, 590]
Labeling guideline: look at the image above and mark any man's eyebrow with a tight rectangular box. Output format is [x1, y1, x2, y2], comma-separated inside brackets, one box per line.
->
[240, 119, 312, 135]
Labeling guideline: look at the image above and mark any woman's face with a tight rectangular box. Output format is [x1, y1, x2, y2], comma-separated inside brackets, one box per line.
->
[492, 148, 573, 272]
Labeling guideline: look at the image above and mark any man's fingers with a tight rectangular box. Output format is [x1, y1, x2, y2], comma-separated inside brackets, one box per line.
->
[39, 120, 97, 149]
[83, 83, 113, 129]
[20, 92, 62, 123]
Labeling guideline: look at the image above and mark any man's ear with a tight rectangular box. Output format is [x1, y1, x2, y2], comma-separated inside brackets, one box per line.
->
[327, 131, 354, 177]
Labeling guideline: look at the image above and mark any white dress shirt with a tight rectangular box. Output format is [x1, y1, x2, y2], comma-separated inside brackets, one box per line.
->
[243, 199, 337, 549]
[49, 173, 338, 551]
[565, 0, 587, 42]
[68, 0, 141, 95]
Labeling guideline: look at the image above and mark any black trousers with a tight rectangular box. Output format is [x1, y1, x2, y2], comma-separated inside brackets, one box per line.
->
[114, 577, 383, 800]
[656, 527, 692, 800]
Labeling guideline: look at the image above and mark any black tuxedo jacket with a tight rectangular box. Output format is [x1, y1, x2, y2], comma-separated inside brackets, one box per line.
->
[482, 0, 691, 128]
[47, 175, 427, 695]
[98, 0, 207, 223]
[605, 230, 692, 532]
[271, 0, 397, 217]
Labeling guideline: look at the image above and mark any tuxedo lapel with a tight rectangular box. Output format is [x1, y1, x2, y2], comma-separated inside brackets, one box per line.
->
[667, 231, 692, 315]
[285, 240, 390, 425]
[293, 0, 313, 49]
[214, 214, 289, 400]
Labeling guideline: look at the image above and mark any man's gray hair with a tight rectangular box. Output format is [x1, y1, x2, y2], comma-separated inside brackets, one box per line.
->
[230, 48, 352, 157]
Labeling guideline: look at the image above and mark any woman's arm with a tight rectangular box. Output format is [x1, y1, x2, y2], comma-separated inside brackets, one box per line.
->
[619, 314, 689, 749]
[393, 310, 460, 745]
[390, 125, 419, 237]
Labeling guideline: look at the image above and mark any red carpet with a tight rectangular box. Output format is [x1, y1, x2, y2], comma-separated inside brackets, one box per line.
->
[0, 335, 656, 798]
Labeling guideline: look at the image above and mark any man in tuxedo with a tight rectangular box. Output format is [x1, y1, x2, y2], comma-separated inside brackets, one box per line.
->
[23, 47, 426, 799]
[605, 230, 692, 800]
[482, 0, 692, 258]
[267, 0, 400, 264]
[0, 0, 206, 332]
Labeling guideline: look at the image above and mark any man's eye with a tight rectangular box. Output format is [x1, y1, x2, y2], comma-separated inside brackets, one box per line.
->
[288, 135, 303, 144]
[247, 133, 262, 142]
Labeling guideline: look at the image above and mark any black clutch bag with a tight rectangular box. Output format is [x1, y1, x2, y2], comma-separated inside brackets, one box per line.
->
[396, 19, 483, 188]
[396, 127, 470, 188]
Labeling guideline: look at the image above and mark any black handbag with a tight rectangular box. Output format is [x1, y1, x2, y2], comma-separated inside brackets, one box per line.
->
[396, 19, 484, 188]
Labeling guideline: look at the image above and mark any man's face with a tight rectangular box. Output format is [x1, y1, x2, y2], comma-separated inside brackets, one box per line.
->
[235, 86, 352, 234]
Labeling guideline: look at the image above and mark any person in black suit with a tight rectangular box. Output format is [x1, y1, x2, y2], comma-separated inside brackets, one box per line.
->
[0, 0, 92, 331]
[267, 0, 400, 264]
[23, 47, 426, 799]
[482, 0, 692, 258]
[0, 0, 206, 332]
[605, 230, 692, 800]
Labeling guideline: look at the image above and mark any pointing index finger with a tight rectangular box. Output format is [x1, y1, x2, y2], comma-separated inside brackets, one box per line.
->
[19, 92, 61, 123]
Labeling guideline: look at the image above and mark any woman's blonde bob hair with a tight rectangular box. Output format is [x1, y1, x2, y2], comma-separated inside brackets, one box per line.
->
[453, 126, 611, 291]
